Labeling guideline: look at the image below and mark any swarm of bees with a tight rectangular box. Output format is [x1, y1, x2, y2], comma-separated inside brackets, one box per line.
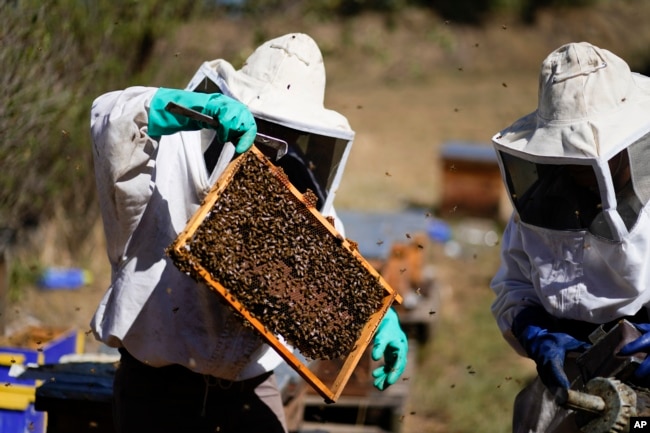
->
[168, 150, 386, 360]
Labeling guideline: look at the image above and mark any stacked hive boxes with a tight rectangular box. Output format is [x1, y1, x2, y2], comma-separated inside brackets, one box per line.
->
[0, 326, 84, 433]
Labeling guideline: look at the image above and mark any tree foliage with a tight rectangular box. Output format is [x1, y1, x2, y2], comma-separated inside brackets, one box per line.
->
[1, 0, 200, 248]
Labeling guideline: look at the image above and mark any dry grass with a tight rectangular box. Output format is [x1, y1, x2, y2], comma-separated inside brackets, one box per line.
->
[399, 240, 536, 433]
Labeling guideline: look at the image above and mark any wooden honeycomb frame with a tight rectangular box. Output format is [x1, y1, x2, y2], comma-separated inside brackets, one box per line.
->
[167, 145, 401, 403]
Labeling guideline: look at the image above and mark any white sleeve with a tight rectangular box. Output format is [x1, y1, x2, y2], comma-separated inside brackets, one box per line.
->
[490, 216, 542, 355]
[90, 86, 160, 266]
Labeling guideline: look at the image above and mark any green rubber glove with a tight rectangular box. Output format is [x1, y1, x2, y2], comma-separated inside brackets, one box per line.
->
[371, 307, 408, 391]
[148, 88, 257, 153]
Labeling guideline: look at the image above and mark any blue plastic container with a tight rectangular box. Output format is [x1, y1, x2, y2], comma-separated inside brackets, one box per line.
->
[0, 400, 45, 433]
[0, 327, 83, 385]
[427, 219, 452, 243]
[38, 268, 92, 290]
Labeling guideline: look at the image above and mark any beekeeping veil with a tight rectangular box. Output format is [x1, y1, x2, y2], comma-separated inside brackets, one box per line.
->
[185, 33, 355, 216]
[491, 42, 650, 322]
[493, 42, 650, 241]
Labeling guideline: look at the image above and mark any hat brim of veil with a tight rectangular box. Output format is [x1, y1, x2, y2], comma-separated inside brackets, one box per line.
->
[493, 73, 650, 161]
[207, 59, 355, 141]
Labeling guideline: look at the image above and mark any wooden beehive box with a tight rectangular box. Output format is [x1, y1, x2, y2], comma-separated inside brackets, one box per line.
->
[439, 141, 508, 219]
[167, 146, 401, 403]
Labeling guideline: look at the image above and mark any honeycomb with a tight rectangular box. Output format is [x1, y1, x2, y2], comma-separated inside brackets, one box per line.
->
[167, 148, 389, 361]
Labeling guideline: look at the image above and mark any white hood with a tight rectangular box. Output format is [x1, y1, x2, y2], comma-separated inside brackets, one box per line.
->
[185, 33, 355, 216]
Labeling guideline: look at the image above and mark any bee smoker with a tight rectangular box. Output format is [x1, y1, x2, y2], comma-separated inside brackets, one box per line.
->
[558, 319, 649, 433]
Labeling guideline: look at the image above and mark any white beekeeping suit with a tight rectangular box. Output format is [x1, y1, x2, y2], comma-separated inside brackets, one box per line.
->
[490, 42, 650, 432]
[91, 33, 354, 381]
[91, 32, 408, 433]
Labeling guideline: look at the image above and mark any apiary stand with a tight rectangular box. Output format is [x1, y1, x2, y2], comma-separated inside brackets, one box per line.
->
[168, 146, 401, 403]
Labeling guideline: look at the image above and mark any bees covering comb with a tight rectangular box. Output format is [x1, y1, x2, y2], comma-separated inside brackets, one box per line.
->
[167, 146, 399, 384]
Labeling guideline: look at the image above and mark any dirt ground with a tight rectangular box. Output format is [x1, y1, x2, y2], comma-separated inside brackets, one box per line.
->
[5, 3, 650, 432]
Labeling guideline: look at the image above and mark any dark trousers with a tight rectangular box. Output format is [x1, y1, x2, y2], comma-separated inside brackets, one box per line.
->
[113, 349, 288, 433]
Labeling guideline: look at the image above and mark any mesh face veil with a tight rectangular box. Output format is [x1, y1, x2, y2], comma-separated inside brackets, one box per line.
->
[188, 78, 351, 214]
[251, 118, 349, 213]
[185, 33, 355, 215]
[497, 140, 649, 240]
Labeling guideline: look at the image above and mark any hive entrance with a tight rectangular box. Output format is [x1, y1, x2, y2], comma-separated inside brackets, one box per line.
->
[167, 146, 400, 402]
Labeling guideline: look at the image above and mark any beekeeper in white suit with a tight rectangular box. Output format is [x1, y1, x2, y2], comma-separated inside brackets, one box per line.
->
[490, 41, 650, 432]
[90, 32, 408, 433]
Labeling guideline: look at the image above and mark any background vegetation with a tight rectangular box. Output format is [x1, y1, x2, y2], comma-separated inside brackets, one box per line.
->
[2, 0, 197, 250]
[3, 0, 647, 267]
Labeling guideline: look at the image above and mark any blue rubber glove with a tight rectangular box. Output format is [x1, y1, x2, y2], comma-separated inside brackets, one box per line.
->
[148, 88, 257, 153]
[618, 323, 650, 379]
[512, 307, 590, 399]
[371, 307, 408, 391]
